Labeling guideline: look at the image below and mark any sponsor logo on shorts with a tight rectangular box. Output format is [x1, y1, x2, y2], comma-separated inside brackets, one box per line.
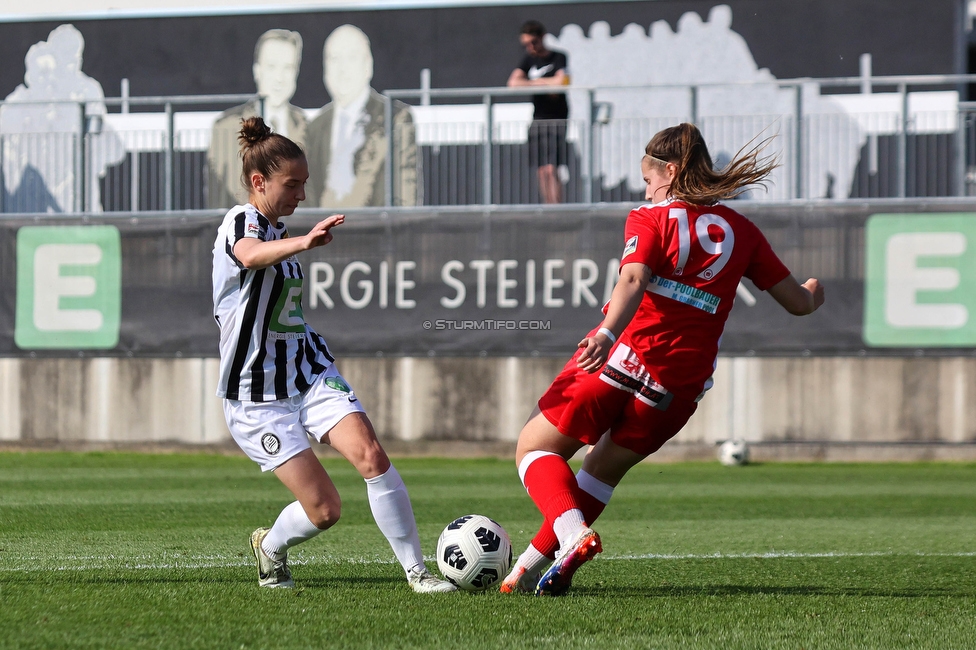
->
[599, 344, 673, 411]
[347, 395, 358, 403]
[623, 235, 638, 257]
[324, 377, 351, 393]
[261, 433, 281, 455]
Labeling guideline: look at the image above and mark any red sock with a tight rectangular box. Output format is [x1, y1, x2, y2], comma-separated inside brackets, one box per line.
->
[522, 454, 581, 532]
[531, 485, 609, 558]
[530, 524, 558, 559]
[579, 490, 608, 527]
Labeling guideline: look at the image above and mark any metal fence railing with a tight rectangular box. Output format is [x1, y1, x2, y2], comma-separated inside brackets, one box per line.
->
[2, 76, 976, 214]
[0, 94, 258, 214]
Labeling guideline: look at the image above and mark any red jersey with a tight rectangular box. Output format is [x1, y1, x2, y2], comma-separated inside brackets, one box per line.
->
[612, 200, 789, 400]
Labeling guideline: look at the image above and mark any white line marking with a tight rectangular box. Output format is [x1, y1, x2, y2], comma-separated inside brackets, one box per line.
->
[607, 551, 976, 560]
[2, 550, 975, 572]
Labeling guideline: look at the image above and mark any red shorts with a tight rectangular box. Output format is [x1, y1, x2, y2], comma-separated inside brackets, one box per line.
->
[538, 341, 698, 456]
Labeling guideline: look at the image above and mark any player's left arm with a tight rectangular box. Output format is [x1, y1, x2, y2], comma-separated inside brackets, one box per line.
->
[233, 214, 344, 270]
[577, 262, 651, 373]
[767, 276, 824, 315]
[744, 222, 824, 315]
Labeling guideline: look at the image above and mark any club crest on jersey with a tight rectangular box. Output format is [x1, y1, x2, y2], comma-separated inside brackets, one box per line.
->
[246, 222, 261, 237]
[261, 433, 281, 455]
[623, 235, 638, 257]
[324, 377, 351, 393]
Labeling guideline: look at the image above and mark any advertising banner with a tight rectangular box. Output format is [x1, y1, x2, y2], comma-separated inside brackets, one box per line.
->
[864, 213, 976, 347]
[1, 202, 975, 358]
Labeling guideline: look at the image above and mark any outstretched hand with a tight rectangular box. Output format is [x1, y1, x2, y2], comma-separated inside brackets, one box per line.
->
[576, 332, 613, 373]
[802, 278, 825, 312]
[304, 214, 345, 250]
[767, 275, 826, 316]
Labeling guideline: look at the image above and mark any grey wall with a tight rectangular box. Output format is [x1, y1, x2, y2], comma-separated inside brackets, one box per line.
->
[3, 355, 976, 461]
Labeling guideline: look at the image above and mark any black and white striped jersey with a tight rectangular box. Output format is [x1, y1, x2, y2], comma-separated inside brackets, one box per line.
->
[212, 204, 334, 401]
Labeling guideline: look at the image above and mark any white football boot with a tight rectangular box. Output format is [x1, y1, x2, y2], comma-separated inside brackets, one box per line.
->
[406, 565, 458, 593]
[249, 527, 295, 589]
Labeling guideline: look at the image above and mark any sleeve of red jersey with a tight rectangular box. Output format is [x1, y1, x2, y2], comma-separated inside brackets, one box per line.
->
[619, 207, 663, 271]
[743, 226, 791, 291]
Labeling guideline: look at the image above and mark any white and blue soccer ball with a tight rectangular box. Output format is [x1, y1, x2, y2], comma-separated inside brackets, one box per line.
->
[719, 439, 750, 466]
[436, 514, 512, 592]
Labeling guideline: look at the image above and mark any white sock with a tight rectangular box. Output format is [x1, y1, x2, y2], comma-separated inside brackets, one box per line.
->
[262, 500, 324, 560]
[552, 508, 586, 551]
[576, 469, 614, 505]
[365, 465, 424, 574]
[511, 543, 550, 576]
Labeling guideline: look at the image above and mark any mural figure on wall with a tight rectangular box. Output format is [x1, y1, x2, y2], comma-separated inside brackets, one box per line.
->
[0, 24, 124, 213]
[552, 4, 862, 200]
[207, 28, 306, 209]
[305, 24, 417, 208]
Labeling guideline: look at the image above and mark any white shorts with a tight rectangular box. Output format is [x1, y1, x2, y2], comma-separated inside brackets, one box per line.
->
[223, 365, 366, 472]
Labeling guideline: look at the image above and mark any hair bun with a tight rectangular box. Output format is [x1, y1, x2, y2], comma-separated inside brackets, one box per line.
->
[238, 116, 273, 148]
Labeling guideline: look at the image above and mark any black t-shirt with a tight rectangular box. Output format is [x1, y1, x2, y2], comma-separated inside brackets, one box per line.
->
[518, 50, 569, 120]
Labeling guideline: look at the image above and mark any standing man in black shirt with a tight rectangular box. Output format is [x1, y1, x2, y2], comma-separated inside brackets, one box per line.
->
[508, 20, 569, 204]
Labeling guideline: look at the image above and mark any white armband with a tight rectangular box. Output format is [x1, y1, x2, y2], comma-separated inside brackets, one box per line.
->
[597, 327, 616, 344]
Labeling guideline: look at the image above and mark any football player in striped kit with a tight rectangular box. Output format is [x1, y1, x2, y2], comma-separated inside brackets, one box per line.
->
[212, 116, 455, 593]
[502, 123, 825, 596]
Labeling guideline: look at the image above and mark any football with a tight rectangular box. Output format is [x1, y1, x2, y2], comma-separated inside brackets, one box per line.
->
[436, 514, 512, 592]
[719, 439, 750, 466]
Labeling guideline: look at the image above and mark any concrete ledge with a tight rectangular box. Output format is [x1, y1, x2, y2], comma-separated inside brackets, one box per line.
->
[1, 356, 974, 462]
[4, 439, 976, 463]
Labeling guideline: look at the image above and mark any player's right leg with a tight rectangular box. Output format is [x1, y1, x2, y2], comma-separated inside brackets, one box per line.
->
[224, 398, 338, 588]
[512, 409, 604, 595]
[508, 349, 636, 595]
[253, 450, 342, 587]
[501, 466, 615, 593]
[533, 386, 698, 594]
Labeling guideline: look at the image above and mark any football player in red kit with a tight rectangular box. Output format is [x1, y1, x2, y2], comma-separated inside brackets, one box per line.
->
[502, 123, 825, 596]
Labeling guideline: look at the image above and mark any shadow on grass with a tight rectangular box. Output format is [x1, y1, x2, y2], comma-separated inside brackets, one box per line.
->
[2, 570, 403, 591]
[292, 575, 402, 590]
[2, 573, 243, 586]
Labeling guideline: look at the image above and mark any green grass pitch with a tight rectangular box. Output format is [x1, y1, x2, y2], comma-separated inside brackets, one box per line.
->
[1, 452, 975, 649]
